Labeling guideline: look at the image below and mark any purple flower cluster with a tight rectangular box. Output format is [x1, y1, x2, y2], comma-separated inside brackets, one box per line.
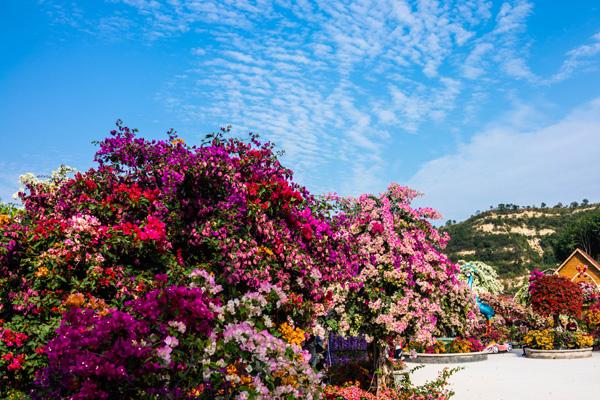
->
[36, 308, 155, 399]
[129, 285, 217, 336]
[36, 285, 217, 399]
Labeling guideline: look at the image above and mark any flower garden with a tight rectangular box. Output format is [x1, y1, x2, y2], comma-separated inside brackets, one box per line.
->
[0, 123, 599, 399]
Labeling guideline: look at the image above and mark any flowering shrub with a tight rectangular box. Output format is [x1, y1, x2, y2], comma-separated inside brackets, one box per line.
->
[523, 329, 554, 350]
[0, 124, 359, 397]
[0, 123, 471, 398]
[478, 293, 545, 329]
[529, 275, 583, 325]
[523, 329, 593, 350]
[514, 268, 545, 305]
[405, 337, 483, 354]
[324, 365, 457, 400]
[199, 281, 323, 399]
[35, 284, 218, 398]
[458, 261, 504, 294]
[328, 186, 478, 346]
[323, 186, 477, 391]
[325, 384, 453, 400]
[37, 309, 158, 398]
[0, 325, 29, 379]
[477, 292, 546, 343]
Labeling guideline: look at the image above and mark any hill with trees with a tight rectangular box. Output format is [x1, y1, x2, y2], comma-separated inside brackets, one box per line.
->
[443, 201, 600, 279]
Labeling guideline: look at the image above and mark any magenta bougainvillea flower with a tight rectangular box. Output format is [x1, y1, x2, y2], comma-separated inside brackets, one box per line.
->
[0, 122, 466, 399]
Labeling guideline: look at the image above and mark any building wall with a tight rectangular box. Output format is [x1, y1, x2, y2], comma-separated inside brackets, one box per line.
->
[556, 253, 600, 286]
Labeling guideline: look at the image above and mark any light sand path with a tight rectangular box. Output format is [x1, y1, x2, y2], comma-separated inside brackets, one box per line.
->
[405, 350, 600, 400]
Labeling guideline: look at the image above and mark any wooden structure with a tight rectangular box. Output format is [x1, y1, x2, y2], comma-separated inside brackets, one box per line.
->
[555, 248, 600, 287]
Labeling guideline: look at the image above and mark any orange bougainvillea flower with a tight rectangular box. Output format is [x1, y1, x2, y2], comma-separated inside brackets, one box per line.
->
[35, 266, 49, 278]
[64, 293, 85, 308]
[278, 322, 305, 346]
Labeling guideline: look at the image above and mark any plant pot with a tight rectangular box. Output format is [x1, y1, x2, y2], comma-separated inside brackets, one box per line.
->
[405, 351, 488, 363]
[392, 370, 407, 388]
[523, 347, 593, 359]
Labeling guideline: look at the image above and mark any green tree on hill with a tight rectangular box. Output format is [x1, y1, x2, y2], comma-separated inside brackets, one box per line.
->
[552, 210, 600, 261]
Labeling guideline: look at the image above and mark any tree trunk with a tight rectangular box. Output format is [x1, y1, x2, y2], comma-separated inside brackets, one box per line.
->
[553, 314, 562, 331]
[371, 342, 391, 395]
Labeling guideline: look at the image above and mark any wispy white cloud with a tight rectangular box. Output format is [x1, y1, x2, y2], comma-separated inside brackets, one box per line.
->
[462, 42, 493, 79]
[548, 31, 600, 83]
[374, 77, 462, 132]
[460, 0, 536, 82]
[409, 97, 600, 221]
[124, 0, 503, 192]
[37, 0, 600, 198]
[493, 0, 533, 35]
[501, 57, 537, 81]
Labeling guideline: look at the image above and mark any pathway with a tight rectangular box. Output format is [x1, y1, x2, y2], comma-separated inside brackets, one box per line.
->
[405, 350, 600, 399]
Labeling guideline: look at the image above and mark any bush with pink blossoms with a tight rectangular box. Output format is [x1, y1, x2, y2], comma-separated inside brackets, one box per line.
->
[327, 185, 478, 346]
[0, 122, 465, 399]
[183, 271, 322, 399]
[34, 269, 324, 400]
[579, 282, 600, 306]
[324, 185, 477, 390]
[0, 123, 357, 396]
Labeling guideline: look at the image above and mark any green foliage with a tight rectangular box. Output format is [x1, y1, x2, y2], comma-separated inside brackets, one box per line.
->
[443, 204, 600, 278]
[395, 365, 461, 398]
[458, 261, 504, 294]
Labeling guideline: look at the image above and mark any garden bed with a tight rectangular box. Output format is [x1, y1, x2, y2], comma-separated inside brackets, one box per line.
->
[523, 347, 593, 359]
[406, 351, 488, 363]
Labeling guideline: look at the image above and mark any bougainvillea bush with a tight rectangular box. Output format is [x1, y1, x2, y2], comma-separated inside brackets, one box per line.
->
[0, 124, 360, 398]
[325, 363, 458, 400]
[323, 187, 478, 391]
[0, 123, 466, 399]
[327, 186, 478, 347]
[458, 261, 504, 295]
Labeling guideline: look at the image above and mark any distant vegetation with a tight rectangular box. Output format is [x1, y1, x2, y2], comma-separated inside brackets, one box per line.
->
[443, 200, 600, 278]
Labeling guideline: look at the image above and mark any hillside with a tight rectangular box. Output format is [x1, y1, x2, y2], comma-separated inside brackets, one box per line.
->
[443, 202, 600, 279]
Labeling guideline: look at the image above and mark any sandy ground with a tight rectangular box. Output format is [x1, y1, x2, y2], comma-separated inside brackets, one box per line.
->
[405, 350, 600, 400]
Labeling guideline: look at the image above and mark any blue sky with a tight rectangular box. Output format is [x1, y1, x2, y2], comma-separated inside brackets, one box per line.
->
[1, 0, 600, 221]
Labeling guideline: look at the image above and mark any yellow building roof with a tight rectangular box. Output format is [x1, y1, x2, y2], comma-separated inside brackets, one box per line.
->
[555, 248, 600, 275]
